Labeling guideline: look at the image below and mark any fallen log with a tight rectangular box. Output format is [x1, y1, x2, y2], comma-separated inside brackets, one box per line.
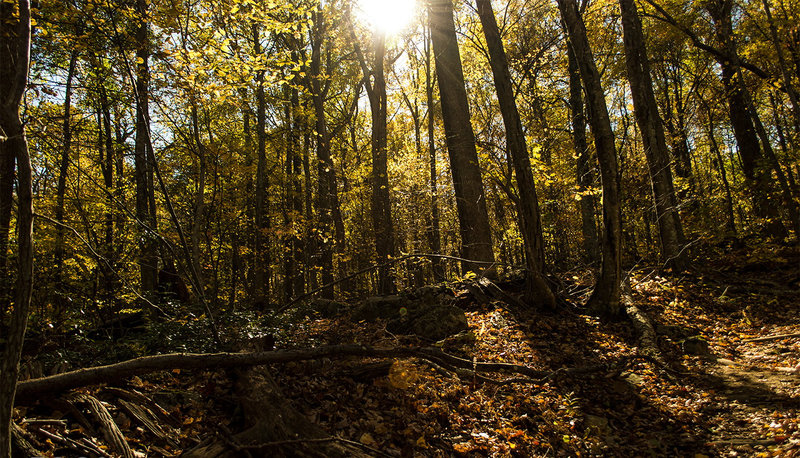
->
[743, 332, 800, 343]
[15, 344, 603, 404]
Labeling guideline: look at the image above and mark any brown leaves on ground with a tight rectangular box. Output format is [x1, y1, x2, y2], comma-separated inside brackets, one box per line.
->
[14, 243, 800, 457]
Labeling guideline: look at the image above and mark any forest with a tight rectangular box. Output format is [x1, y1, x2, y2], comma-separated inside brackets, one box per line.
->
[1, 0, 800, 455]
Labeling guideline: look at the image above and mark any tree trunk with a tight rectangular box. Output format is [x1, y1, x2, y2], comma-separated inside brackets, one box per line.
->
[475, 0, 554, 308]
[283, 82, 304, 302]
[706, 111, 737, 235]
[0, 2, 33, 456]
[54, 49, 78, 280]
[618, 0, 687, 271]
[761, 0, 800, 135]
[0, 139, 13, 317]
[558, 0, 622, 316]
[424, 24, 443, 282]
[567, 44, 600, 264]
[707, 0, 787, 238]
[190, 101, 207, 294]
[311, 10, 337, 299]
[134, 0, 159, 299]
[367, 32, 396, 294]
[252, 25, 271, 300]
[429, 0, 495, 274]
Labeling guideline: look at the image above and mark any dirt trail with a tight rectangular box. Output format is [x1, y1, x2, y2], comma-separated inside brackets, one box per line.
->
[701, 338, 800, 455]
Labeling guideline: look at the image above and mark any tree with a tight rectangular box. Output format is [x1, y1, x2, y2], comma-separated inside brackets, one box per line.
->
[429, 0, 495, 274]
[558, 0, 622, 316]
[0, 1, 33, 455]
[618, 0, 687, 271]
[474, 0, 554, 307]
[353, 27, 397, 294]
[134, 0, 159, 299]
[566, 44, 600, 264]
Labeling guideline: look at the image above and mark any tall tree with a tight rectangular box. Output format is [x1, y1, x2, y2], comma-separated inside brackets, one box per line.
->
[567, 44, 600, 264]
[618, 0, 687, 271]
[0, 1, 33, 455]
[558, 0, 623, 316]
[429, 0, 495, 274]
[310, 6, 343, 298]
[474, 0, 554, 307]
[352, 22, 396, 294]
[424, 23, 443, 282]
[252, 24, 272, 300]
[134, 0, 159, 299]
[54, 49, 78, 279]
[706, 0, 788, 238]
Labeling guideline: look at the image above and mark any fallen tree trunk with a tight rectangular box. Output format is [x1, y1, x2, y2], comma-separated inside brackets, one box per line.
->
[622, 277, 666, 366]
[16, 344, 601, 404]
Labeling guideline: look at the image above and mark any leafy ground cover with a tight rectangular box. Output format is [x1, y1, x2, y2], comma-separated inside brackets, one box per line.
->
[11, 244, 800, 457]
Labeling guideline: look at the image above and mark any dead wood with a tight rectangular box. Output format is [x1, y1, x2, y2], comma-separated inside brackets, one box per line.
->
[66, 393, 134, 458]
[105, 386, 180, 427]
[16, 344, 615, 405]
[117, 398, 178, 448]
[743, 332, 800, 343]
[623, 277, 666, 365]
[11, 423, 39, 457]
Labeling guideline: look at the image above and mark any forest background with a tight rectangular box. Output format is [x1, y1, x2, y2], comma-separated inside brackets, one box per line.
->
[1, 0, 800, 455]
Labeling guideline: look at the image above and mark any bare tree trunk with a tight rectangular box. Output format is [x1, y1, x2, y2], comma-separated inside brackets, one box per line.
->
[190, 101, 206, 294]
[424, 24, 443, 282]
[761, 0, 800, 134]
[252, 25, 271, 300]
[0, 2, 33, 456]
[54, 49, 78, 280]
[0, 141, 12, 316]
[429, 0, 495, 274]
[475, 0, 554, 308]
[567, 44, 600, 264]
[706, 110, 737, 235]
[707, 0, 787, 238]
[311, 10, 337, 299]
[134, 0, 159, 299]
[368, 32, 395, 294]
[558, 0, 622, 316]
[618, 0, 687, 271]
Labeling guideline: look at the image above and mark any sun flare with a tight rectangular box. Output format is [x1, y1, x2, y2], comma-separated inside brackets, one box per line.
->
[358, 0, 418, 35]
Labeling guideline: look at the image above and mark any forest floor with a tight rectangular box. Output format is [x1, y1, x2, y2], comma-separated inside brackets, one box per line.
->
[11, 243, 800, 457]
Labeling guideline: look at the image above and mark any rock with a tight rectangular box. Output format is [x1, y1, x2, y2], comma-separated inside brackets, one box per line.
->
[411, 285, 453, 302]
[681, 336, 710, 355]
[404, 305, 468, 341]
[621, 371, 644, 386]
[350, 295, 407, 322]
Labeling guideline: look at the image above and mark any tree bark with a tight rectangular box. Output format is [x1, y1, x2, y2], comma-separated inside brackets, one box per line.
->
[567, 44, 600, 264]
[429, 0, 495, 274]
[475, 0, 554, 308]
[190, 101, 206, 295]
[366, 32, 396, 294]
[0, 2, 33, 456]
[618, 0, 687, 271]
[424, 24, 443, 282]
[134, 0, 159, 299]
[252, 24, 271, 300]
[707, 0, 788, 238]
[558, 0, 622, 316]
[761, 0, 800, 135]
[54, 49, 78, 280]
[311, 10, 338, 299]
